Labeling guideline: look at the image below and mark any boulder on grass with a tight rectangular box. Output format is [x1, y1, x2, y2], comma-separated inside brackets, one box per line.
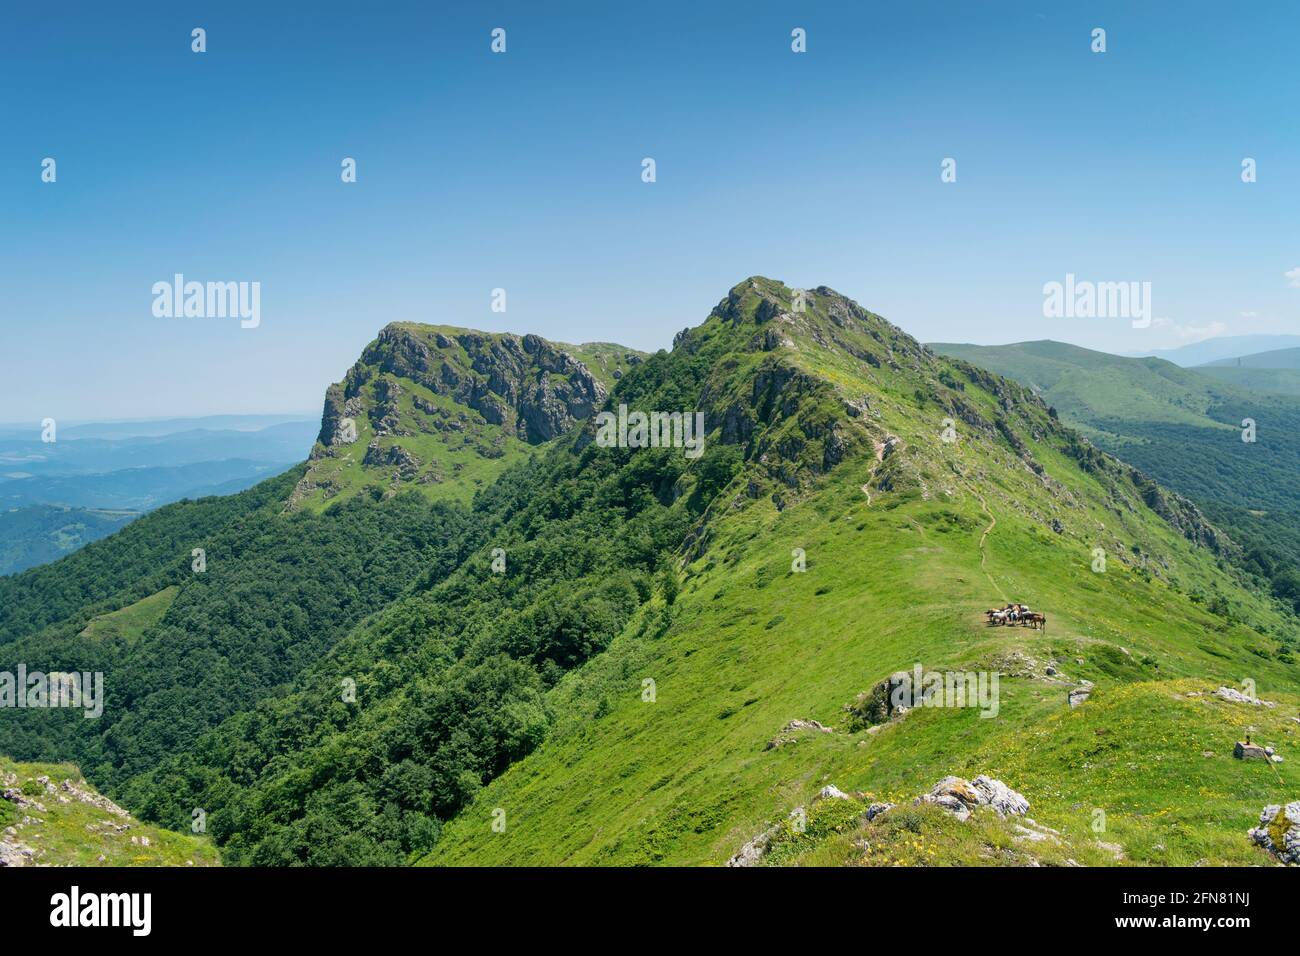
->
[1216, 686, 1276, 707]
[1248, 801, 1300, 865]
[914, 774, 1029, 821]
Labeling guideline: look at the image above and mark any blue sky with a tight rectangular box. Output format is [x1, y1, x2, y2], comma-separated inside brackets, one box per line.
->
[2, 1, 1298, 420]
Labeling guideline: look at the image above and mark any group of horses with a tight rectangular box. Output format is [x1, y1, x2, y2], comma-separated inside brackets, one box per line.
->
[986, 603, 1047, 631]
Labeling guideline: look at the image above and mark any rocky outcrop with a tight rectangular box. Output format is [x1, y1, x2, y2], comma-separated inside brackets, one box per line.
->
[2, 772, 133, 867]
[844, 670, 919, 729]
[765, 718, 834, 751]
[370, 376, 405, 436]
[726, 780, 864, 866]
[363, 441, 422, 479]
[726, 808, 802, 868]
[315, 382, 351, 452]
[1133, 474, 1231, 555]
[727, 772, 1029, 866]
[0, 838, 34, 867]
[915, 775, 1030, 822]
[317, 324, 609, 449]
[1249, 802, 1300, 865]
[293, 323, 617, 509]
[865, 802, 894, 822]
[1216, 686, 1276, 707]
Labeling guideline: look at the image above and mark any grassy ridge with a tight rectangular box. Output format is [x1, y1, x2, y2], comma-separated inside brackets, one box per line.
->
[426, 464, 1298, 865]
[425, 282, 1299, 866]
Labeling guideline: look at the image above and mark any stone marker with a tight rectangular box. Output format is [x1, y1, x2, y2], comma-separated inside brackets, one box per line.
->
[1234, 740, 1270, 761]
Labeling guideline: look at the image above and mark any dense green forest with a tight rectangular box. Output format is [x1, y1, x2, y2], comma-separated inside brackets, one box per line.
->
[0, 469, 482, 795]
[0, 470, 300, 644]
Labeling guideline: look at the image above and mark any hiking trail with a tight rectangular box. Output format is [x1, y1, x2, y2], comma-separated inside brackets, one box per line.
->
[973, 490, 1006, 602]
[949, 456, 1007, 603]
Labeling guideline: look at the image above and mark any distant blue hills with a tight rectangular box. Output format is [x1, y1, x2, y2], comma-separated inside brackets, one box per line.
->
[0, 413, 317, 575]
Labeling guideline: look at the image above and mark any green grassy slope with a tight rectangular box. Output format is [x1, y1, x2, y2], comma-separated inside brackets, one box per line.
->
[416, 282, 1298, 866]
[930, 339, 1300, 615]
[556, 341, 648, 386]
[1, 756, 218, 866]
[78, 586, 179, 644]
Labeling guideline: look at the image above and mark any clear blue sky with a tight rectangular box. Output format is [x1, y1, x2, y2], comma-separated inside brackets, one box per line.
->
[2, 1, 1298, 421]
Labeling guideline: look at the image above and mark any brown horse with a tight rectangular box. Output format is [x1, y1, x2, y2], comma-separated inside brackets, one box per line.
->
[1024, 612, 1047, 631]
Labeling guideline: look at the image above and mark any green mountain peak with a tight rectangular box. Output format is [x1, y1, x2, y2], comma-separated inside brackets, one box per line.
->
[289, 322, 644, 511]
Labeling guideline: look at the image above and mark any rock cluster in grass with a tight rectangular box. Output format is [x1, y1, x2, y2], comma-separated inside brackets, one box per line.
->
[727, 773, 1029, 865]
[914, 775, 1030, 822]
[764, 718, 834, 751]
[2, 771, 137, 867]
[726, 781, 859, 866]
[726, 807, 803, 867]
[843, 670, 919, 729]
[1216, 686, 1276, 707]
[1248, 802, 1300, 865]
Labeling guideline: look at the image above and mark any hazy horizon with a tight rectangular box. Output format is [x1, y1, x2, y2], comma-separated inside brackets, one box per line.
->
[10, 326, 1300, 427]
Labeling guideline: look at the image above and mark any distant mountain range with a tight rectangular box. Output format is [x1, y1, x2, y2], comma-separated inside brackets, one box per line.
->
[1123, 334, 1300, 367]
[0, 414, 317, 575]
[0, 413, 318, 442]
[1201, 346, 1300, 368]
[1193, 347, 1300, 398]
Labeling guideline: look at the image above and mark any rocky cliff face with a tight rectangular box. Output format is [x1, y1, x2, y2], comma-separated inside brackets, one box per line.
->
[291, 323, 630, 510]
[316, 325, 609, 450]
